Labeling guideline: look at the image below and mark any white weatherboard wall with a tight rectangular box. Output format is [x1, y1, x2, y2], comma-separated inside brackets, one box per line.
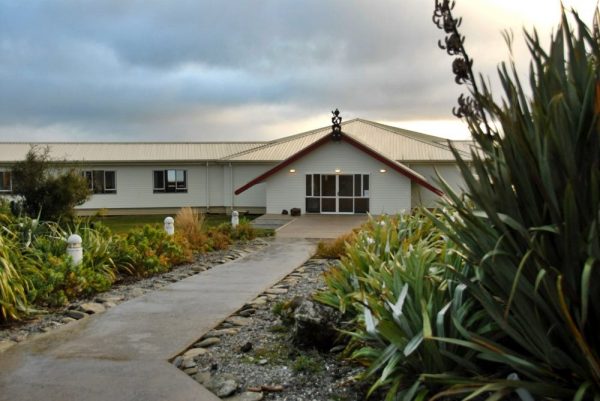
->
[224, 163, 272, 209]
[264, 140, 412, 215]
[77, 164, 208, 210]
[409, 163, 465, 208]
[76, 163, 273, 213]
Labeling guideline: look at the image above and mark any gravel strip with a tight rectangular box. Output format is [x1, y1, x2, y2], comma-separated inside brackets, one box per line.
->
[175, 258, 367, 401]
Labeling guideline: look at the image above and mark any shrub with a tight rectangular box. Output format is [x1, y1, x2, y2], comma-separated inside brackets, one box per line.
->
[11, 146, 90, 221]
[428, 6, 600, 400]
[0, 215, 36, 320]
[315, 212, 490, 399]
[22, 220, 118, 306]
[207, 223, 232, 250]
[230, 218, 257, 241]
[314, 232, 356, 259]
[115, 224, 193, 277]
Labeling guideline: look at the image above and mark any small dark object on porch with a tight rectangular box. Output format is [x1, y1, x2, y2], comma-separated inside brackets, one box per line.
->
[282, 209, 289, 215]
[290, 208, 301, 217]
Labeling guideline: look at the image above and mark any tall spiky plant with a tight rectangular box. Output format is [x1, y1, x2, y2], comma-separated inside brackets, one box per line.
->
[431, 5, 600, 399]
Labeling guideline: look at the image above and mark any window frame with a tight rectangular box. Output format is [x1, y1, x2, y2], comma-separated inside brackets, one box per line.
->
[153, 169, 188, 193]
[0, 171, 12, 193]
[82, 170, 117, 194]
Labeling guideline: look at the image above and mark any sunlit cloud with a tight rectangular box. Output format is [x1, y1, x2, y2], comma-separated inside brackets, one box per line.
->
[0, 0, 595, 142]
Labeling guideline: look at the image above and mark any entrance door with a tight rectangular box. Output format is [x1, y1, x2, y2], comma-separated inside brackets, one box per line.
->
[305, 174, 370, 214]
[338, 175, 354, 213]
[321, 174, 336, 213]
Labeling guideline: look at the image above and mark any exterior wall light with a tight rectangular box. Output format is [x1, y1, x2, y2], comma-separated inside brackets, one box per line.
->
[289, 169, 296, 173]
[380, 169, 387, 173]
[334, 169, 341, 173]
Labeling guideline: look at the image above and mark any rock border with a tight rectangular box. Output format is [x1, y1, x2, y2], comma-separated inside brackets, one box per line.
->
[174, 258, 366, 401]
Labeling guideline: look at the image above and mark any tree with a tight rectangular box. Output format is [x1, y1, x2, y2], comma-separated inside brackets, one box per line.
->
[11, 146, 90, 221]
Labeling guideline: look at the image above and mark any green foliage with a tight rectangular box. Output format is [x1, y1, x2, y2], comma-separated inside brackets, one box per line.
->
[315, 232, 357, 259]
[316, 212, 490, 400]
[428, 9, 600, 400]
[0, 214, 37, 320]
[207, 223, 233, 250]
[230, 218, 258, 241]
[292, 353, 323, 373]
[115, 224, 193, 277]
[11, 146, 90, 221]
[271, 297, 301, 325]
[21, 220, 118, 306]
[0, 208, 262, 320]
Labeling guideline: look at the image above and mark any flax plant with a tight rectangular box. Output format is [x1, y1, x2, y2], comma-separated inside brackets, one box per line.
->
[316, 212, 492, 400]
[429, 7, 600, 400]
[0, 213, 36, 321]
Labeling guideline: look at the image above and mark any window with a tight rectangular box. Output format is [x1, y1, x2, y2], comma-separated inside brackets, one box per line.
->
[0, 171, 12, 193]
[153, 169, 187, 193]
[82, 170, 116, 194]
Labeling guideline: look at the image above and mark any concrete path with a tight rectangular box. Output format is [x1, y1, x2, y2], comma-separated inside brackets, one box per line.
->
[0, 239, 316, 401]
[276, 214, 368, 239]
[250, 214, 295, 230]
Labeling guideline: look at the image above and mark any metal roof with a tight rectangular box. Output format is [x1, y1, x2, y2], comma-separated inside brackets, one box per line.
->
[235, 131, 444, 196]
[0, 119, 474, 164]
[0, 142, 264, 163]
[225, 119, 472, 162]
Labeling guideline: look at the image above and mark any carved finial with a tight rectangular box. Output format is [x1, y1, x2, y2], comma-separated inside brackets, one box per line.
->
[331, 109, 342, 140]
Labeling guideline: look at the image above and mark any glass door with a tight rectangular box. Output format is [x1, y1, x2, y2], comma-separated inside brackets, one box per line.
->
[305, 173, 370, 214]
[321, 174, 336, 213]
[338, 175, 354, 213]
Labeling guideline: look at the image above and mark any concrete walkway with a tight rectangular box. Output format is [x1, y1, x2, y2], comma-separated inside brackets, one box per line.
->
[276, 214, 368, 239]
[0, 239, 316, 401]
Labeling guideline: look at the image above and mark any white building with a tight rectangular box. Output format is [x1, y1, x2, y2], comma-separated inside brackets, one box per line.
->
[0, 119, 473, 215]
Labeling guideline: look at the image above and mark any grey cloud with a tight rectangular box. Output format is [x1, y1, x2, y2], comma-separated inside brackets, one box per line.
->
[0, 0, 558, 141]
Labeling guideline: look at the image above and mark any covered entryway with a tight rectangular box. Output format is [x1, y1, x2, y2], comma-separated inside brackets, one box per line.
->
[305, 173, 370, 214]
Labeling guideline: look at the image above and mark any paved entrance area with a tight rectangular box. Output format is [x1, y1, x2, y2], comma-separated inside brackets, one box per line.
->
[276, 214, 368, 239]
[0, 239, 316, 401]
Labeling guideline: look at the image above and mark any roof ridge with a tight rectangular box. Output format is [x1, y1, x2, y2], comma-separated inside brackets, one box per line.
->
[221, 119, 361, 160]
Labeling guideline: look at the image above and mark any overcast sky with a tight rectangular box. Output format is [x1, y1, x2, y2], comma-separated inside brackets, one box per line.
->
[0, 0, 596, 142]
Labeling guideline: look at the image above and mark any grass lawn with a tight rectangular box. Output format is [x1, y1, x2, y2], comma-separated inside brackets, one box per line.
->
[95, 214, 258, 234]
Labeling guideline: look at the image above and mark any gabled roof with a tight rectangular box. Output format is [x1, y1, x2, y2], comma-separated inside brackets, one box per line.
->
[0, 119, 473, 164]
[235, 131, 444, 196]
[224, 119, 472, 162]
[0, 142, 265, 163]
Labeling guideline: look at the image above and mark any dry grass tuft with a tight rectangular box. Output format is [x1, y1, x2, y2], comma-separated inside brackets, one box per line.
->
[175, 207, 208, 250]
[315, 232, 356, 259]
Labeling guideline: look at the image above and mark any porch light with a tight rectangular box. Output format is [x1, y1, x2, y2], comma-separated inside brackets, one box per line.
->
[380, 169, 387, 173]
[334, 169, 341, 173]
[289, 169, 296, 173]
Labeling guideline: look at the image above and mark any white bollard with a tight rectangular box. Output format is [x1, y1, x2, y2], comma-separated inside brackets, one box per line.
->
[67, 234, 83, 265]
[164, 216, 175, 235]
[231, 210, 239, 229]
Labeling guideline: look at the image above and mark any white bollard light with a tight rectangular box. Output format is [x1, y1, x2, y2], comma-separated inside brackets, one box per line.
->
[231, 210, 239, 229]
[67, 234, 83, 265]
[164, 216, 175, 235]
